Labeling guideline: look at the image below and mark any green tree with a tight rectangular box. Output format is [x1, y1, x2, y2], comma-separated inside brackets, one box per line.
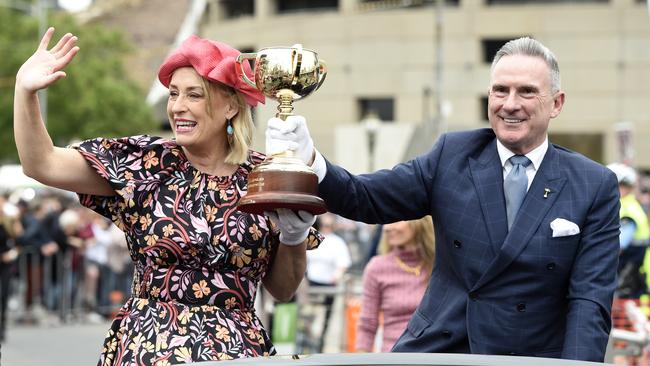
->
[0, 8, 157, 163]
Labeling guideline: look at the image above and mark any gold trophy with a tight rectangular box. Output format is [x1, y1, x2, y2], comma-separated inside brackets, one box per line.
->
[235, 44, 328, 215]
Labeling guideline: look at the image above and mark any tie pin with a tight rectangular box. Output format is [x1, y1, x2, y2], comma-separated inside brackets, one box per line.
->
[544, 188, 551, 198]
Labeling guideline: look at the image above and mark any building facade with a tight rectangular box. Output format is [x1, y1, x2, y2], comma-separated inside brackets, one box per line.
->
[195, 0, 650, 172]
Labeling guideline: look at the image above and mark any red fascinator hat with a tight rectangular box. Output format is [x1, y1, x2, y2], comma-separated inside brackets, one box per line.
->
[158, 35, 265, 107]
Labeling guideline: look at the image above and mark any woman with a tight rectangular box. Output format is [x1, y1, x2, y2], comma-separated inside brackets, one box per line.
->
[14, 28, 321, 365]
[356, 216, 434, 352]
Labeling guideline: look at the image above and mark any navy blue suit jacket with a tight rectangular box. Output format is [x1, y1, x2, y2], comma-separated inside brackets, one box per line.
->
[319, 129, 619, 362]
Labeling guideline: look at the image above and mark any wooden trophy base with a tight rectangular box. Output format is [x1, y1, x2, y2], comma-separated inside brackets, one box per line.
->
[237, 157, 328, 215]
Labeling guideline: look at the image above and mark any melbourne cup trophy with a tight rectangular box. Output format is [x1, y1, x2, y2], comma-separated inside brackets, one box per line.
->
[235, 44, 328, 215]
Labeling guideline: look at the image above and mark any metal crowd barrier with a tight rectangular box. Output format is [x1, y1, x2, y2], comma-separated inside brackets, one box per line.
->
[2, 246, 121, 324]
[290, 274, 362, 354]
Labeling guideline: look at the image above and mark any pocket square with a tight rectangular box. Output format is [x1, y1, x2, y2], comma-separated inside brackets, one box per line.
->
[550, 218, 580, 237]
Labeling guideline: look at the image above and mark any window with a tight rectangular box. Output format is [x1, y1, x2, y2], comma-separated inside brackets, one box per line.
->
[549, 133, 604, 163]
[480, 96, 489, 122]
[361, 0, 459, 6]
[486, 0, 608, 4]
[217, 0, 254, 19]
[359, 98, 394, 122]
[276, 0, 338, 13]
[482, 37, 526, 64]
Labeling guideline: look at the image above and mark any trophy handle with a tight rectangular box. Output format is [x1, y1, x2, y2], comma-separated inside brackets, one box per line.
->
[236, 53, 258, 89]
[315, 59, 327, 91]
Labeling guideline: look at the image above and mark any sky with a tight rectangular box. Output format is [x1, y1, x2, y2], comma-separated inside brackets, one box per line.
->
[57, 0, 92, 12]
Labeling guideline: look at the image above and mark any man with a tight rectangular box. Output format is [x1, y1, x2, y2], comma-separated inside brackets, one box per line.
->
[266, 37, 619, 361]
[607, 163, 649, 298]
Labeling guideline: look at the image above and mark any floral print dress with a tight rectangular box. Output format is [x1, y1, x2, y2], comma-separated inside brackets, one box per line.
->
[74, 135, 321, 366]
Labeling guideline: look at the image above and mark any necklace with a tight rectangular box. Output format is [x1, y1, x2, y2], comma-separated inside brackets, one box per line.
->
[394, 256, 423, 276]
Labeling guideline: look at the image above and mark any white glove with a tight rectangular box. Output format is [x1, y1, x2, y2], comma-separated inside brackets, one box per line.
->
[266, 116, 314, 165]
[265, 209, 316, 246]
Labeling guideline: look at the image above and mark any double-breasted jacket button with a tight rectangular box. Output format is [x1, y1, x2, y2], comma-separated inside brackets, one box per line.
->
[469, 292, 479, 301]
[453, 240, 462, 248]
[442, 330, 452, 337]
[516, 302, 526, 312]
[546, 262, 556, 270]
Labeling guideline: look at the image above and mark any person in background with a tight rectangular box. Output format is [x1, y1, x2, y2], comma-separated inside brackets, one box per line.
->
[0, 195, 21, 342]
[356, 216, 434, 352]
[56, 207, 86, 317]
[13, 28, 321, 365]
[84, 213, 112, 320]
[608, 163, 650, 298]
[104, 214, 133, 312]
[38, 196, 70, 313]
[306, 213, 351, 352]
[639, 186, 650, 215]
[15, 199, 58, 319]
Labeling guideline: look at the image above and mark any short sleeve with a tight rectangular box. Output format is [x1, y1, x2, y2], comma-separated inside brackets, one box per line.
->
[71, 135, 182, 231]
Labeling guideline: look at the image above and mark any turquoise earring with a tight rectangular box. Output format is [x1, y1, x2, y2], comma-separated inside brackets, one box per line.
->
[226, 118, 234, 135]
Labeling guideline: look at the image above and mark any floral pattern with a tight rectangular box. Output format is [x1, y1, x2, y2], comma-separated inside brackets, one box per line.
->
[74, 135, 321, 366]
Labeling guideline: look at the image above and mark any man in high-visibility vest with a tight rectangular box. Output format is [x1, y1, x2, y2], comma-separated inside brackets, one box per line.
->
[608, 163, 650, 298]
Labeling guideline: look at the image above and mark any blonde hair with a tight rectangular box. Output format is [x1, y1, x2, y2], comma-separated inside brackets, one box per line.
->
[201, 78, 255, 165]
[59, 209, 80, 231]
[378, 216, 435, 273]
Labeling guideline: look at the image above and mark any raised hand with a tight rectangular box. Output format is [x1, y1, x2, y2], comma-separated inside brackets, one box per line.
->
[15, 27, 79, 93]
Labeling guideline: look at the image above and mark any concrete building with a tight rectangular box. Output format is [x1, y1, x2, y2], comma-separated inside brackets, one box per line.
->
[149, 0, 650, 173]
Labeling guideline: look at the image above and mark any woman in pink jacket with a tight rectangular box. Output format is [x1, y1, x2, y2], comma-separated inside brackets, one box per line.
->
[356, 216, 435, 352]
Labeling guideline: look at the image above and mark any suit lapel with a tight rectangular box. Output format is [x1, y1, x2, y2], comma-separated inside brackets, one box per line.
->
[471, 144, 567, 291]
[468, 139, 508, 255]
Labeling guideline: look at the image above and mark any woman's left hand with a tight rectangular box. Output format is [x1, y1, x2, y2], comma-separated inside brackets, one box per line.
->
[16, 27, 79, 93]
[265, 209, 316, 246]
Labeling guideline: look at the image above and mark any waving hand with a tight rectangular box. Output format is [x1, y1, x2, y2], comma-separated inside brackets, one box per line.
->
[13, 27, 114, 197]
[16, 27, 79, 93]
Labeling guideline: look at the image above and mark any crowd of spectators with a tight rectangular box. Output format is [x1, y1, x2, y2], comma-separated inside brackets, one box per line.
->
[0, 189, 132, 341]
[0, 188, 382, 347]
[0, 187, 427, 353]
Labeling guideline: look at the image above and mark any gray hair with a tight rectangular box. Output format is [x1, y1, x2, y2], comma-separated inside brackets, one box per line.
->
[491, 37, 561, 93]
